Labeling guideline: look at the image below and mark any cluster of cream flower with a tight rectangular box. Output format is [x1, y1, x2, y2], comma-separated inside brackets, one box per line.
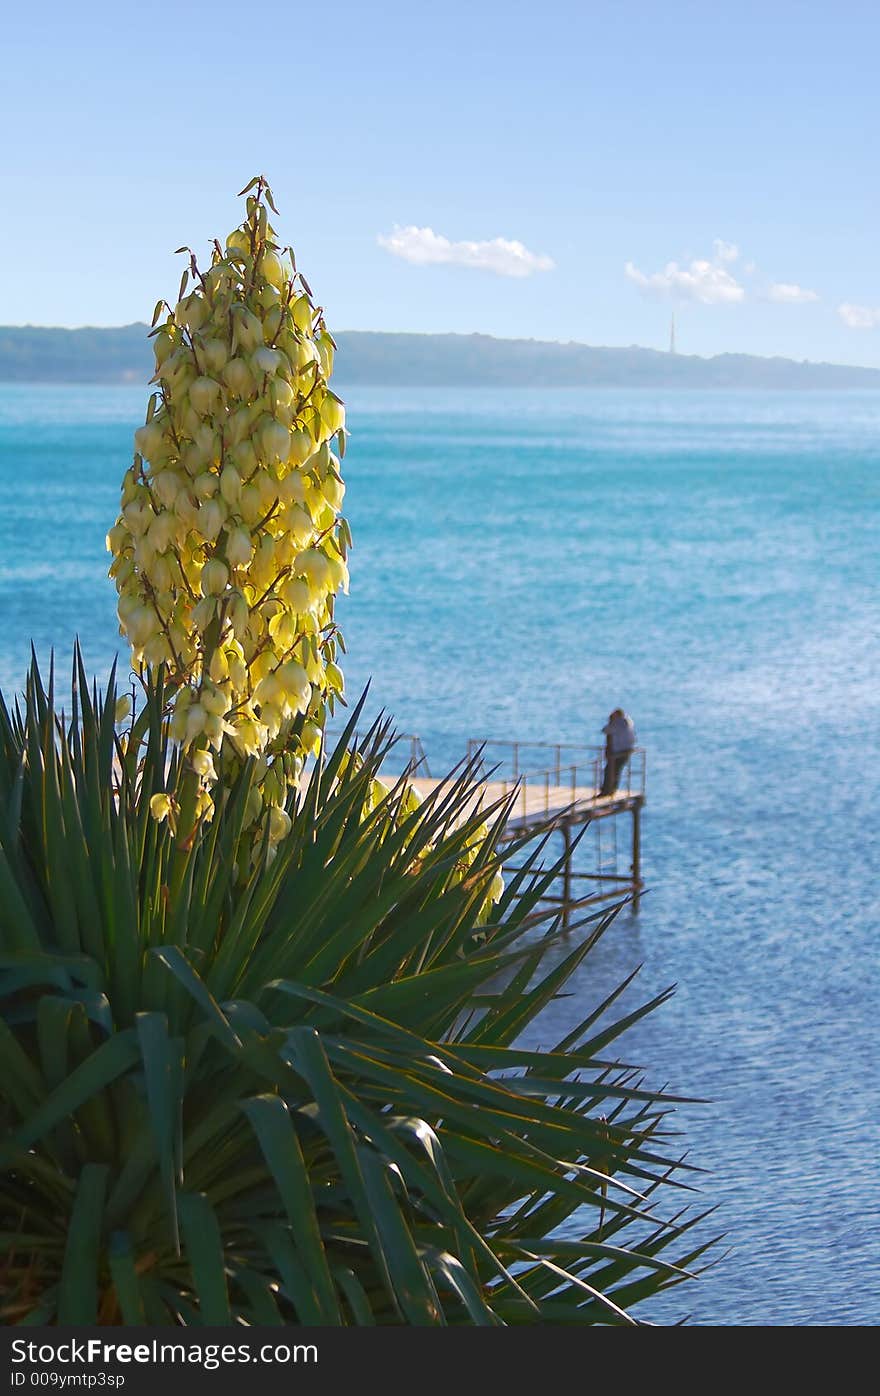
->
[108, 177, 349, 836]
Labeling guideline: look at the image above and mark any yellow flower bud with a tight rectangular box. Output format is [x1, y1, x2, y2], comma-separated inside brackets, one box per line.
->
[201, 685, 229, 717]
[191, 596, 216, 633]
[122, 499, 151, 537]
[146, 513, 176, 554]
[278, 659, 310, 702]
[232, 306, 263, 352]
[250, 651, 275, 684]
[191, 749, 217, 781]
[250, 535, 277, 588]
[278, 472, 306, 506]
[326, 554, 349, 594]
[204, 712, 224, 745]
[260, 248, 286, 288]
[268, 804, 292, 844]
[287, 428, 312, 466]
[226, 526, 253, 567]
[254, 671, 280, 706]
[149, 554, 174, 593]
[323, 474, 345, 510]
[152, 469, 184, 510]
[284, 506, 313, 548]
[222, 358, 254, 398]
[261, 421, 290, 464]
[106, 522, 129, 555]
[150, 793, 174, 822]
[260, 703, 284, 739]
[296, 548, 332, 595]
[134, 421, 166, 462]
[115, 694, 132, 723]
[254, 471, 276, 511]
[268, 609, 297, 649]
[316, 334, 334, 378]
[209, 647, 229, 683]
[200, 338, 230, 375]
[127, 605, 159, 647]
[239, 483, 262, 524]
[201, 558, 229, 596]
[153, 326, 178, 365]
[271, 377, 295, 411]
[252, 346, 282, 376]
[185, 704, 208, 744]
[220, 466, 242, 507]
[189, 377, 221, 415]
[176, 293, 209, 332]
[228, 654, 247, 689]
[273, 530, 298, 569]
[174, 491, 200, 527]
[279, 576, 311, 612]
[117, 592, 141, 623]
[193, 471, 218, 500]
[194, 423, 220, 462]
[301, 720, 322, 756]
[292, 296, 313, 334]
[229, 591, 249, 640]
[320, 393, 345, 436]
[199, 498, 225, 542]
[289, 337, 317, 372]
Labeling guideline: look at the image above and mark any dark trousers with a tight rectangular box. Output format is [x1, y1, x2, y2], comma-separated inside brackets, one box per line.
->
[601, 750, 631, 797]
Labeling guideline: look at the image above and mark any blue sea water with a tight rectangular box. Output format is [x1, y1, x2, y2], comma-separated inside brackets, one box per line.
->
[0, 383, 878, 1326]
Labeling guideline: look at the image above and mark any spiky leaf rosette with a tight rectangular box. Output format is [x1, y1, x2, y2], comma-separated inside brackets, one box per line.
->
[0, 657, 715, 1325]
[107, 177, 349, 832]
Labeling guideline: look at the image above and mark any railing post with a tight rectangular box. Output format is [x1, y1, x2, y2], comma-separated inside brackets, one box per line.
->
[555, 744, 561, 783]
[632, 803, 642, 913]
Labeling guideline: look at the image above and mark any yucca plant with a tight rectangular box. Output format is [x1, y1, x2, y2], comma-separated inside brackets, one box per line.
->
[0, 654, 714, 1325]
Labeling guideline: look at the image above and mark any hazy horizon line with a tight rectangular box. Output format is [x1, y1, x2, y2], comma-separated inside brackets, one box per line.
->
[2, 322, 879, 375]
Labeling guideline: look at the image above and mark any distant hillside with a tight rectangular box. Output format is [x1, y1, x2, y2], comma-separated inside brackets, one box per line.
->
[2, 323, 879, 389]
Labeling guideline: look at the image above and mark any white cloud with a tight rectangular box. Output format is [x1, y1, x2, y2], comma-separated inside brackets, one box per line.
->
[378, 225, 554, 278]
[767, 282, 819, 304]
[625, 243, 745, 305]
[838, 301, 880, 329]
[625, 241, 825, 310]
[713, 239, 740, 265]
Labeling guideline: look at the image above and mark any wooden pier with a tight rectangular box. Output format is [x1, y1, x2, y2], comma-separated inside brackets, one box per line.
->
[405, 738, 647, 924]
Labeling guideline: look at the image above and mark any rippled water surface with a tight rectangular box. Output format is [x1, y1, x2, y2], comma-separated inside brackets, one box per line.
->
[1, 384, 877, 1325]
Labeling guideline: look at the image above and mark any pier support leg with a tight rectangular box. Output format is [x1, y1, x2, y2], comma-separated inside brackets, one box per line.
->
[632, 804, 641, 914]
[561, 821, 572, 929]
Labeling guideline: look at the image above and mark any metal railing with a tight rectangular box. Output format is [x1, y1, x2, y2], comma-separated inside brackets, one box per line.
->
[466, 739, 646, 819]
[320, 730, 645, 819]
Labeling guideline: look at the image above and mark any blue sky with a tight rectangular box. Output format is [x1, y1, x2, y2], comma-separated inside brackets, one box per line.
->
[4, 0, 880, 364]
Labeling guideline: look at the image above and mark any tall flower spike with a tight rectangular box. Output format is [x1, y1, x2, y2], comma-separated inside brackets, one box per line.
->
[108, 176, 350, 832]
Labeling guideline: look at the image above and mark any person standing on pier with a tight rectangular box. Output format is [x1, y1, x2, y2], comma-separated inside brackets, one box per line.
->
[601, 708, 636, 796]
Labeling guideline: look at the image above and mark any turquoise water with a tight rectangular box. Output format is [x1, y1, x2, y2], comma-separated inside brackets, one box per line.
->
[1, 383, 878, 1325]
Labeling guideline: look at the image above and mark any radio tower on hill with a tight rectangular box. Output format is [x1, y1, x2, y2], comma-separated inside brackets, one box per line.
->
[669, 312, 677, 355]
